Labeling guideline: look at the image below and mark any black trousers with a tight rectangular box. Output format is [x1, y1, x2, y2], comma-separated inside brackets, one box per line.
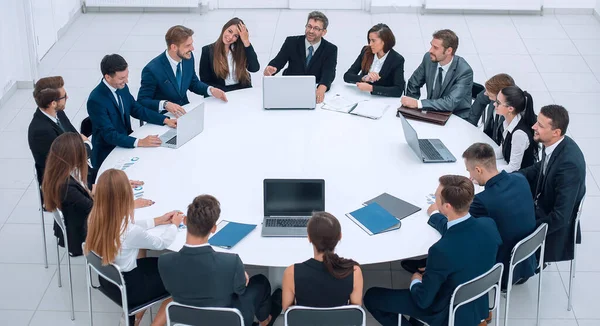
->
[364, 287, 440, 326]
[237, 274, 272, 325]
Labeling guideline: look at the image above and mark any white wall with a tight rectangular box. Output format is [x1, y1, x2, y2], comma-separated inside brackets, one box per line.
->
[371, 0, 597, 8]
[52, 0, 81, 35]
[595, 0, 600, 15]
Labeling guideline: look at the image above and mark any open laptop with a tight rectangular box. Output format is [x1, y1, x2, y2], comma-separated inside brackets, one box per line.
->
[400, 113, 456, 163]
[261, 179, 325, 237]
[263, 76, 316, 110]
[159, 103, 205, 149]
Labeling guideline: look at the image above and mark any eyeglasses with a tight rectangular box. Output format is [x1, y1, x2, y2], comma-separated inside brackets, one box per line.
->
[56, 93, 68, 101]
[305, 24, 324, 32]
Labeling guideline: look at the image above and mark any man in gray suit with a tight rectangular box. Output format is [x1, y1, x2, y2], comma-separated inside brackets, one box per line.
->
[158, 195, 282, 326]
[401, 29, 473, 119]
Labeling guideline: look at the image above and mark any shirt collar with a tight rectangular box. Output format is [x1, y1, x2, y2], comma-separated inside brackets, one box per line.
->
[165, 49, 181, 68]
[305, 38, 321, 52]
[447, 213, 470, 229]
[184, 243, 211, 248]
[38, 107, 57, 123]
[545, 136, 565, 157]
[437, 56, 454, 72]
[503, 113, 522, 133]
[102, 78, 118, 94]
[374, 51, 390, 63]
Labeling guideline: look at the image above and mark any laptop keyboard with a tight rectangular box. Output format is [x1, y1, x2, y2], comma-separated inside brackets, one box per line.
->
[265, 218, 309, 228]
[166, 136, 177, 145]
[418, 139, 443, 160]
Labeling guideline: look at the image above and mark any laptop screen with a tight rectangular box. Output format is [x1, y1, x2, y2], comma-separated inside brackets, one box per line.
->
[263, 179, 325, 216]
[400, 115, 422, 159]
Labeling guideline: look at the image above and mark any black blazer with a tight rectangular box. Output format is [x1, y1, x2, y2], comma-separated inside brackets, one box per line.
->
[466, 90, 504, 144]
[268, 35, 338, 90]
[53, 176, 93, 257]
[28, 109, 80, 184]
[343, 47, 405, 97]
[519, 136, 586, 262]
[199, 43, 260, 92]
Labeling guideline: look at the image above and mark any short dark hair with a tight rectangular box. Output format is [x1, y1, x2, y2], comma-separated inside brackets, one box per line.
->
[438, 175, 474, 213]
[462, 143, 497, 170]
[432, 29, 459, 55]
[100, 54, 128, 77]
[307, 11, 329, 30]
[33, 76, 64, 108]
[165, 25, 194, 48]
[540, 105, 569, 136]
[186, 195, 221, 237]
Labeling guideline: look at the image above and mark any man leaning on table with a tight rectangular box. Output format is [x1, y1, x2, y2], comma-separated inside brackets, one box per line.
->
[401, 29, 473, 119]
[263, 11, 338, 104]
[138, 25, 228, 117]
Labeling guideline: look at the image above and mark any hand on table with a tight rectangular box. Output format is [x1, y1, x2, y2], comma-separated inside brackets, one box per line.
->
[134, 198, 155, 209]
[316, 85, 327, 104]
[362, 72, 380, 83]
[129, 180, 144, 188]
[138, 135, 162, 147]
[170, 211, 185, 226]
[263, 65, 277, 76]
[165, 102, 186, 117]
[401, 96, 418, 109]
[210, 87, 228, 102]
[427, 203, 439, 216]
[164, 118, 177, 128]
[356, 82, 374, 92]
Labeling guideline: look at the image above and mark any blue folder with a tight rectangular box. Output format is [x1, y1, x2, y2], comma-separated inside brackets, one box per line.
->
[208, 221, 257, 249]
[346, 203, 401, 235]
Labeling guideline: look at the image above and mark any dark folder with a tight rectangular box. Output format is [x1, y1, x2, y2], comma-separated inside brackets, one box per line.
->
[363, 193, 421, 220]
[396, 106, 452, 126]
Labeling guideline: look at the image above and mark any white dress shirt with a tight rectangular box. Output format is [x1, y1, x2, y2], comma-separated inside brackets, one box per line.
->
[183, 243, 212, 248]
[305, 38, 321, 58]
[543, 136, 565, 174]
[102, 79, 140, 148]
[160, 51, 213, 110]
[495, 114, 530, 173]
[224, 46, 238, 86]
[417, 57, 454, 109]
[114, 218, 177, 273]
[369, 51, 389, 74]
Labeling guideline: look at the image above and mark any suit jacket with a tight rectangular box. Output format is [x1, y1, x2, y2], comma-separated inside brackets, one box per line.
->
[412, 216, 502, 326]
[199, 43, 260, 92]
[429, 172, 537, 287]
[138, 52, 209, 112]
[466, 90, 504, 144]
[53, 176, 93, 257]
[343, 47, 405, 97]
[268, 35, 338, 90]
[519, 136, 586, 262]
[87, 81, 166, 170]
[159, 245, 247, 309]
[405, 53, 473, 118]
[28, 109, 79, 184]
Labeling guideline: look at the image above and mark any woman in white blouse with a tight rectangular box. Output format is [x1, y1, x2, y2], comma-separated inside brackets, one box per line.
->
[494, 86, 539, 172]
[343, 23, 405, 97]
[85, 169, 184, 326]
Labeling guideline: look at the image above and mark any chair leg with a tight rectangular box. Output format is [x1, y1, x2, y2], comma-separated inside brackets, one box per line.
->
[85, 265, 94, 326]
[568, 258, 575, 311]
[536, 267, 543, 326]
[504, 268, 514, 326]
[56, 238, 62, 288]
[40, 208, 48, 268]
[67, 255, 75, 320]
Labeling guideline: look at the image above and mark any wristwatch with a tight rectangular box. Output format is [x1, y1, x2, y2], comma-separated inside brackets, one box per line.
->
[163, 101, 169, 109]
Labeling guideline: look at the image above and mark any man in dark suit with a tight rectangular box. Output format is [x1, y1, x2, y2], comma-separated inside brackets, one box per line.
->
[519, 105, 586, 263]
[158, 195, 281, 326]
[87, 54, 177, 174]
[401, 29, 474, 119]
[28, 76, 91, 185]
[466, 74, 515, 145]
[264, 11, 337, 104]
[364, 175, 502, 326]
[138, 25, 227, 117]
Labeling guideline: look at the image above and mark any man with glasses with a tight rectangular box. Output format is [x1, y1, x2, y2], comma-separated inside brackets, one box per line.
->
[264, 11, 337, 104]
[28, 76, 92, 186]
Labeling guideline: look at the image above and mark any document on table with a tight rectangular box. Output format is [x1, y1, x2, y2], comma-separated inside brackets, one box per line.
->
[322, 94, 388, 119]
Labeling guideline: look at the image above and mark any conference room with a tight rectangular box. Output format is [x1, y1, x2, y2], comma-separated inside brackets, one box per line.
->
[1, 0, 600, 325]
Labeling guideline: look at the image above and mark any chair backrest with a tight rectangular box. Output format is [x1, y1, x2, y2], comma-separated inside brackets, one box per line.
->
[574, 196, 585, 235]
[84, 249, 124, 287]
[80, 117, 93, 137]
[450, 263, 504, 311]
[166, 302, 244, 326]
[52, 209, 69, 248]
[511, 223, 548, 267]
[284, 305, 366, 326]
[472, 82, 485, 99]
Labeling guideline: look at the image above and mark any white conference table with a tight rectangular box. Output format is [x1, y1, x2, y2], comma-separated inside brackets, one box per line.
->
[98, 84, 494, 269]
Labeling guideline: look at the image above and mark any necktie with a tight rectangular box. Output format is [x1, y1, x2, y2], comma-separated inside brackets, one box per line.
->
[534, 149, 547, 205]
[492, 114, 504, 145]
[306, 45, 314, 67]
[116, 91, 125, 122]
[432, 67, 443, 98]
[56, 118, 64, 132]
[176, 62, 182, 92]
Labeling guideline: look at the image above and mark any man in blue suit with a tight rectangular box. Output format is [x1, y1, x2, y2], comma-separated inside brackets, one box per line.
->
[87, 54, 177, 174]
[364, 175, 502, 326]
[138, 25, 227, 117]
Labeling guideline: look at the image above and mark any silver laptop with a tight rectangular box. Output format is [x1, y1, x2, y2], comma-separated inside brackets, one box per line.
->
[263, 76, 316, 110]
[261, 179, 325, 237]
[159, 103, 205, 149]
[400, 114, 456, 163]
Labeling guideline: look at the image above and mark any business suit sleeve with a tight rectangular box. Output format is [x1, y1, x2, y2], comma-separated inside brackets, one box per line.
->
[87, 98, 136, 148]
[518, 161, 541, 187]
[466, 90, 490, 126]
[343, 50, 364, 84]
[405, 56, 426, 99]
[30, 128, 57, 172]
[421, 67, 473, 112]
[138, 65, 161, 112]
[233, 254, 247, 296]
[189, 53, 210, 96]
[469, 195, 488, 218]
[410, 245, 450, 309]
[199, 46, 216, 87]
[268, 37, 292, 73]
[245, 44, 260, 73]
[372, 56, 405, 97]
[427, 213, 448, 235]
[127, 91, 166, 126]
[64, 183, 93, 227]
[319, 44, 337, 90]
[535, 161, 583, 235]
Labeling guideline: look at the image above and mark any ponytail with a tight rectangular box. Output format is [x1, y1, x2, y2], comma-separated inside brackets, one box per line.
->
[322, 249, 359, 279]
[522, 90, 539, 161]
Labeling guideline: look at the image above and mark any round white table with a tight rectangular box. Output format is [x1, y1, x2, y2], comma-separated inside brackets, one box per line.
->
[98, 84, 494, 269]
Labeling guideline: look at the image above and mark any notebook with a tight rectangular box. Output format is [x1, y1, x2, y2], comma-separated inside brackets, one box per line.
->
[322, 95, 389, 119]
[346, 203, 401, 235]
[363, 193, 421, 220]
[396, 106, 452, 126]
[208, 221, 257, 249]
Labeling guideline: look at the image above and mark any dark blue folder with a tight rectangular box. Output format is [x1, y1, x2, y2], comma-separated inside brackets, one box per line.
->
[346, 203, 401, 235]
[209, 221, 257, 249]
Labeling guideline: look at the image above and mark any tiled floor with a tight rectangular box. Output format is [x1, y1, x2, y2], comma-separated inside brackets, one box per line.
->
[0, 8, 599, 326]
